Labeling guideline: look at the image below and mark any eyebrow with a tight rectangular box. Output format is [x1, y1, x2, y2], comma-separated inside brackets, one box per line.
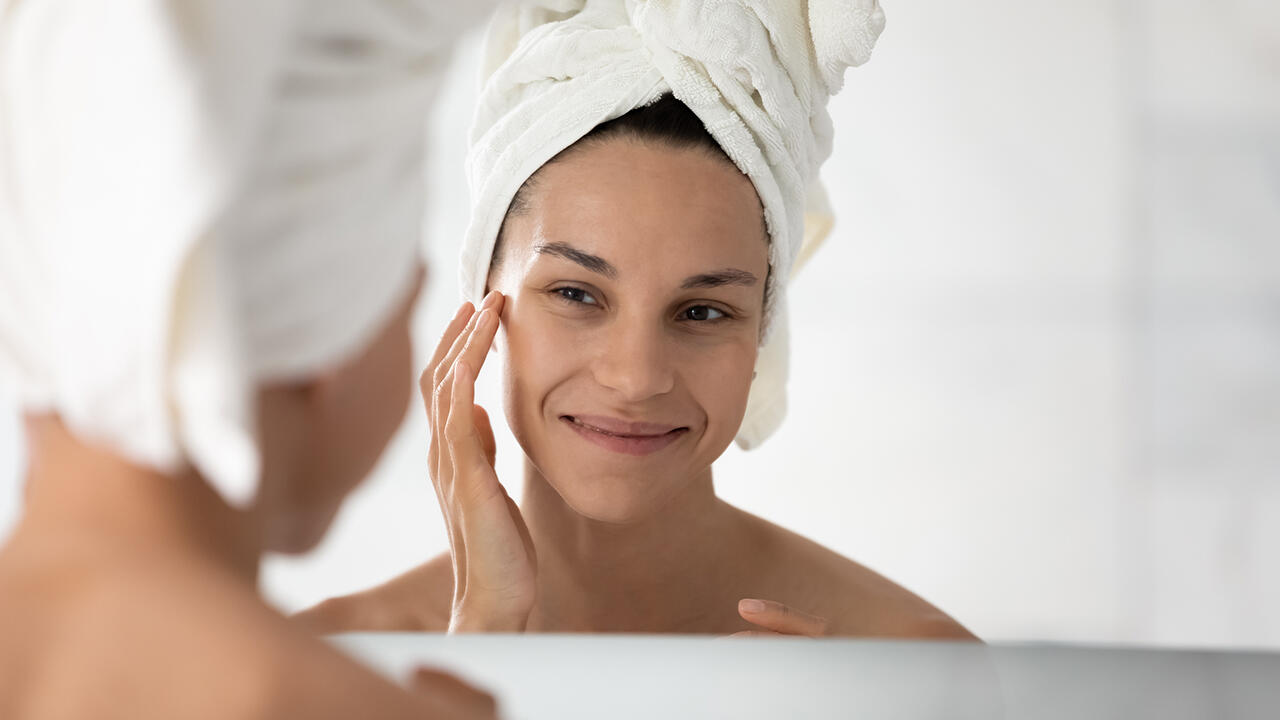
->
[535, 241, 618, 279]
[534, 240, 759, 289]
[680, 268, 758, 290]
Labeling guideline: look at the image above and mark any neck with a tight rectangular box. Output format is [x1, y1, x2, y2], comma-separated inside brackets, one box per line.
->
[520, 458, 749, 632]
[15, 415, 261, 584]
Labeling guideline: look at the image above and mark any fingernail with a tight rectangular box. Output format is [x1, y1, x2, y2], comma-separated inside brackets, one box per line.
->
[455, 302, 473, 321]
[739, 599, 765, 613]
[477, 308, 495, 328]
[483, 290, 500, 307]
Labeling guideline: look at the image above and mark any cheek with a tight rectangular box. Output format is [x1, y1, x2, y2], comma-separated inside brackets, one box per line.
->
[329, 320, 414, 492]
[683, 339, 757, 437]
[364, 322, 415, 448]
[499, 304, 581, 432]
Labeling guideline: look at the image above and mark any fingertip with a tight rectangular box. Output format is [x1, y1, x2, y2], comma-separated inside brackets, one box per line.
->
[739, 598, 766, 614]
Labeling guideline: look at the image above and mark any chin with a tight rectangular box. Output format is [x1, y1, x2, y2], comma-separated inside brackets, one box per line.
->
[541, 464, 683, 525]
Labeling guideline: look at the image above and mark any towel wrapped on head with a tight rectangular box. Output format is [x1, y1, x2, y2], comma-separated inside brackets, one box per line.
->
[0, 1, 491, 504]
[460, 0, 885, 448]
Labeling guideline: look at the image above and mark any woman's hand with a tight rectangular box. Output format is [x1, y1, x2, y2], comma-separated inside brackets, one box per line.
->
[732, 598, 830, 637]
[425, 291, 537, 632]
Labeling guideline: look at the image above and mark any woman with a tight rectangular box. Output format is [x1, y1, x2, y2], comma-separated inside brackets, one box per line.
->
[0, 282, 495, 719]
[299, 0, 973, 638]
[0, 2, 497, 717]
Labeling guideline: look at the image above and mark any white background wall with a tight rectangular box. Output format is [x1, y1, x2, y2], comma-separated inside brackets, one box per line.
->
[2, 1, 1276, 649]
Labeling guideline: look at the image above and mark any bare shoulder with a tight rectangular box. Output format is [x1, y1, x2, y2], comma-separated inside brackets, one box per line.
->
[0, 546, 437, 720]
[739, 511, 978, 641]
[294, 552, 454, 634]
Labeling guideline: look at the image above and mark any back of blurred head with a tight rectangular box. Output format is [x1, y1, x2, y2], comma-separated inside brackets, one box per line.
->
[0, 1, 437, 553]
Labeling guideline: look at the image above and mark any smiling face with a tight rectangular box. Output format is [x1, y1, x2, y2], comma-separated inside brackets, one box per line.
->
[488, 137, 769, 524]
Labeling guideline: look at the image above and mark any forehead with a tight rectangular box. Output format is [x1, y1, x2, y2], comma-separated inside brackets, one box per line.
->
[514, 139, 768, 275]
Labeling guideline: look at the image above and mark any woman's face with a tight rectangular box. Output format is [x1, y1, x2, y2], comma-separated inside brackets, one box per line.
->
[490, 138, 769, 524]
[257, 273, 420, 554]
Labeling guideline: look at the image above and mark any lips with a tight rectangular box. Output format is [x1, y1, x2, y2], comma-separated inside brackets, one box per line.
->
[560, 414, 689, 456]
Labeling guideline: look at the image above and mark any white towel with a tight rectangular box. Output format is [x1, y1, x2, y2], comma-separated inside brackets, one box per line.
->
[0, 0, 493, 504]
[459, 0, 884, 449]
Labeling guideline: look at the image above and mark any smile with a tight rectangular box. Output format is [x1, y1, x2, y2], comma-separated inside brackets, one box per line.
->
[560, 415, 689, 456]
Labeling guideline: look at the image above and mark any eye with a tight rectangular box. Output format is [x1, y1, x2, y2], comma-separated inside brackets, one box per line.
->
[681, 305, 727, 322]
[551, 286, 599, 306]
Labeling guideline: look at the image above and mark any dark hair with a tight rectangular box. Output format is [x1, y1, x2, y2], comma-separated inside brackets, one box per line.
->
[491, 94, 739, 271]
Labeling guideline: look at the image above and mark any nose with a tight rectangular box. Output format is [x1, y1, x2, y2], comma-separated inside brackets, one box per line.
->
[590, 316, 675, 402]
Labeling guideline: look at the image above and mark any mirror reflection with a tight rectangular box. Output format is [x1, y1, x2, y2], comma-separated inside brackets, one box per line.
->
[1, 1, 1275, 718]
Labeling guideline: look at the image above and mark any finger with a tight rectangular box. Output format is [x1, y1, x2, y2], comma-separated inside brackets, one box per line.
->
[447, 296, 504, 393]
[430, 296, 501, 438]
[431, 380, 467, 592]
[424, 303, 475, 480]
[430, 290, 500, 406]
[441, 301, 504, 476]
[431, 304, 491, 481]
[423, 302, 475, 398]
[433, 298, 503, 604]
[444, 360, 493, 482]
[424, 305, 474, 485]
[409, 667, 498, 720]
[424, 315, 481, 592]
[435, 290, 501, 379]
[433, 305, 501, 449]
[431, 304, 485, 403]
[473, 404, 497, 467]
[737, 598, 829, 637]
[432, 307, 487, 470]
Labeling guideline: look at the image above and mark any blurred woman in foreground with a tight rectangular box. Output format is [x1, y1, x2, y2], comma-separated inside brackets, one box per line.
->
[0, 1, 497, 717]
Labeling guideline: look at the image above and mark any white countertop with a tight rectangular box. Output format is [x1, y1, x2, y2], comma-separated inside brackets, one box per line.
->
[331, 634, 1279, 719]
